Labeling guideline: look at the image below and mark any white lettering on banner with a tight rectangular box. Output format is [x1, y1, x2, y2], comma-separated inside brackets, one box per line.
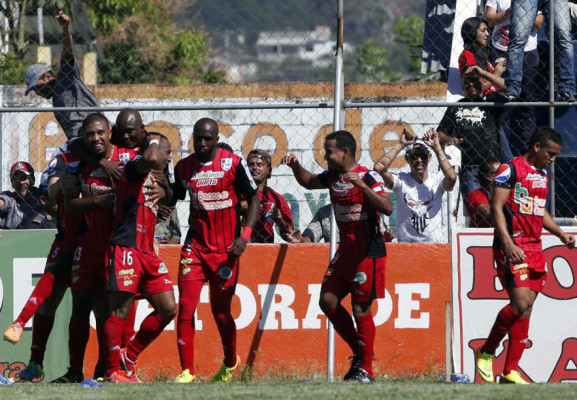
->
[372, 289, 394, 326]
[394, 283, 430, 329]
[13, 258, 46, 328]
[234, 284, 257, 330]
[258, 284, 299, 330]
[302, 284, 323, 329]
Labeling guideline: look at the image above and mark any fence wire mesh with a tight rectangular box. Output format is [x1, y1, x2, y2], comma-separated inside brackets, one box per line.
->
[1, 0, 577, 243]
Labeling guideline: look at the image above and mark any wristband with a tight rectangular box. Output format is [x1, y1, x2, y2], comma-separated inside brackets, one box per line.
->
[439, 156, 446, 162]
[149, 139, 160, 146]
[240, 226, 253, 241]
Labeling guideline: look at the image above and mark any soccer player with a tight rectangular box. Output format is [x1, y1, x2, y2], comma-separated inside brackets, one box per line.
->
[53, 113, 138, 383]
[475, 127, 575, 384]
[104, 133, 176, 383]
[171, 118, 260, 383]
[3, 152, 83, 382]
[283, 130, 392, 383]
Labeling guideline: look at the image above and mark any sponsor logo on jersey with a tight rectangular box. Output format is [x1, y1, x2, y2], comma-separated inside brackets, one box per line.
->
[513, 263, 528, 271]
[192, 171, 224, 180]
[494, 164, 511, 184]
[118, 269, 135, 276]
[181, 267, 191, 276]
[158, 263, 168, 273]
[123, 280, 133, 286]
[181, 258, 193, 265]
[520, 274, 528, 281]
[355, 272, 367, 284]
[47, 158, 58, 173]
[221, 158, 233, 171]
[164, 279, 172, 285]
[334, 203, 367, 222]
[90, 168, 108, 178]
[219, 266, 233, 280]
[526, 173, 546, 181]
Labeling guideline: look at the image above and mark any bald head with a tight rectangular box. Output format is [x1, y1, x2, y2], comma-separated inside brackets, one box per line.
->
[114, 108, 145, 148]
[192, 118, 219, 162]
[193, 118, 219, 139]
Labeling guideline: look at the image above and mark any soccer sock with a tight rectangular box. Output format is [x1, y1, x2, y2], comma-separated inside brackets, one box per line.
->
[14, 272, 56, 326]
[95, 317, 108, 374]
[503, 317, 530, 375]
[355, 314, 376, 377]
[481, 304, 521, 355]
[127, 313, 170, 361]
[122, 301, 137, 347]
[325, 304, 360, 355]
[104, 315, 124, 376]
[29, 313, 55, 365]
[211, 291, 237, 367]
[69, 319, 90, 373]
[177, 280, 203, 372]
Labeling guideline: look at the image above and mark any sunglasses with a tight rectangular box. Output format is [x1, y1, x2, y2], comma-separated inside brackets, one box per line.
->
[407, 151, 430, 160]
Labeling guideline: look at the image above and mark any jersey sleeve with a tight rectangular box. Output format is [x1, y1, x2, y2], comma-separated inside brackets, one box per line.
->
[318, 170, 330, 188]
[493, 161, 516, 190]
[46, 154, 68, 180]
[234, 158, 258, 199]
[170, 161, 187, 204]
[363, 170, 387, 194]
[458, 50, 476, 75]
[467, 190, 489, 209]
[274, 192, 294, 226]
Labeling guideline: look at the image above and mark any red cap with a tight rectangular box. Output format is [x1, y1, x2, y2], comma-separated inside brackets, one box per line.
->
[10, 161, 34, 177]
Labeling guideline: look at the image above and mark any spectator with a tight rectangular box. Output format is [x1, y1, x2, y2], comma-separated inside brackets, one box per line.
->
[243, 149, 298, 243]
[486, 0, 544, 154]
[0, 162, 41, 229]
[437, 73, 511, 197]
[155, 206, 182, 244]
[459, 16, 507, 93]
[374, 129, 457, 243]
[499, 0, 576, 102]
[466, 160, 501, 228]
[22, 186, 57, 229]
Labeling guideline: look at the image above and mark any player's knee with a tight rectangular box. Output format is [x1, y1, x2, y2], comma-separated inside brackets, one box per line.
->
[161, 305, 177, 322]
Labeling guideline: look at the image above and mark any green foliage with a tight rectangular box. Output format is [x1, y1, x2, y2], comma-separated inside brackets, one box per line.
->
[0, 51, 30, 85]
[354, 39, 401, 83]
[392, 15, 425, 73]
[83, 0, 142, 32]
[98, 42, 154, 84]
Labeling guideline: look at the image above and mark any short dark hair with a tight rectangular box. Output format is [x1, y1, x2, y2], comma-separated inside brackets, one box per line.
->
[325, 130, 356, 155]
[81, 113, 109, 135]
[217, 142, 234, 153]
[529, 127, 562, 149]
[478, 159, 500, 183]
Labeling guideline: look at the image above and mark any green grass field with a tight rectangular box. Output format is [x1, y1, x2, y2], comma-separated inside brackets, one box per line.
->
[3, 379, 577, 400]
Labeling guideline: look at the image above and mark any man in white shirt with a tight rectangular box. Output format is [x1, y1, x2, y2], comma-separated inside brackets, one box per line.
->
[374, 129, 457, 243]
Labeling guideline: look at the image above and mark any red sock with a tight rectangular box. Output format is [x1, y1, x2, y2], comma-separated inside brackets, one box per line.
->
[325, 304, 359, 355]
[29, 313, 55, 365]
[355, 314, 376, 377]
[177, 280, 203, 372]
[210, 290, 237, 367]
[69, 319, 90, 373]
[104, 315, 124, 376]
[14, 273, 56, 326]
[481, 304, 520, 355]
[122, 302, 137, 347]
[127, 313, 169, 361]
[504, 317, 530, 375]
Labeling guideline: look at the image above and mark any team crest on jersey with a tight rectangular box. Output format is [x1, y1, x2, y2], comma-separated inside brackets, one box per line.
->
[158, 263, 168, 273]
[494, 164, 511, 184]
[355, 272, 367, 284]
[119, 152, 131, 164]
[218, 266, 233, 279]
[221, 158, 233, 171]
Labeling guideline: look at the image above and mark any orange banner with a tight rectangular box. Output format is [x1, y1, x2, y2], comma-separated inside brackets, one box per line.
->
[85, 243, 450, 380]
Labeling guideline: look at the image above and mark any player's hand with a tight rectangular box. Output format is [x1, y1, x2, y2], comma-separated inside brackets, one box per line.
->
[56, 11, 71, 33]
[99, 158, 122, 181]
[61, 174, 81, 198]
[150, 170, 169, 191]
[93, 192, 116, 209]
[144, 183, 165, 206]
[384, 228, 396, 242]
[282, 154, 300, 169]
[286, 229, 302, 243]
[227, 237, 248, 257]
[505, 243, 526, 265]
[157, 204, 173, 221]
[560, 233, 576, 249]
[342, 171, 366, 188]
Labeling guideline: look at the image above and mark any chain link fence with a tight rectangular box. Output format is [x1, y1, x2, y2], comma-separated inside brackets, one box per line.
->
[1, 0, 577, 243]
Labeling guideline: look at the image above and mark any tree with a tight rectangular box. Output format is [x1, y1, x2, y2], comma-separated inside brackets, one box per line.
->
[354, 39, 401, 82]
[392, 15, 425, 74]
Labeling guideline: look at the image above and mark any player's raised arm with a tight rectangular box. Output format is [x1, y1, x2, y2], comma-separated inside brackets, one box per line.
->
[282, 154, 325, 190]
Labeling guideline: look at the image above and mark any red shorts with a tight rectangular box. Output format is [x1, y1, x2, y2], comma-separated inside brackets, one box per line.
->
[321, 251, 386, 303]
[106, 245, 173, 296]
[494, 248, 547, 292]
[45, 239, 75, 286]
[179, 244, 239, 294]
[71, 242, 107, 292]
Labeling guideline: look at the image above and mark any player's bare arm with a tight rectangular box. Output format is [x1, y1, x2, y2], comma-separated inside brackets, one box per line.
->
[282, 154, 325, 190]
[423, 128, 457, 191]
[492, 186, 525, 264]
[68, 138, 123, 181]
[543, 210, 576, 249]
[343, 171, 392, 215]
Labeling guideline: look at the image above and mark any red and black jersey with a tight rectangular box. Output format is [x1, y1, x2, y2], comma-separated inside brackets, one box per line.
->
[172, 148, 258, 253]
[493, 156, 548, 251]
[69, 146, 139, 245]
[319, 165, 389, 258]
[46, 152, 85, 244]
[251, 186, 294, 243]
[111, 157, 158, 252]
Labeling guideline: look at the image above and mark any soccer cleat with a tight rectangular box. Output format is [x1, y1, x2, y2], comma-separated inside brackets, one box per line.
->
[343, 354, 362, 381]
[499, 370, 529, 384]
[475, 349, 494, 383]
[105, 370, 140, 383]
[210, 355, 241, 383]
[93, 368, 105, 383]
[3, 323, 24, 344]
[50, 368, 84, 383]
[174, 369, 195, 383]
[16, 361, 44, 381]
[119, 348, 141, 382]
[344, 368, 375, 383]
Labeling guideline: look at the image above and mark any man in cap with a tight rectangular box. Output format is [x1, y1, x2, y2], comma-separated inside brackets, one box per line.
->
[374, 128, 457, 243]
[243, 149, 298, 243]
[0, 162, 41, 229]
